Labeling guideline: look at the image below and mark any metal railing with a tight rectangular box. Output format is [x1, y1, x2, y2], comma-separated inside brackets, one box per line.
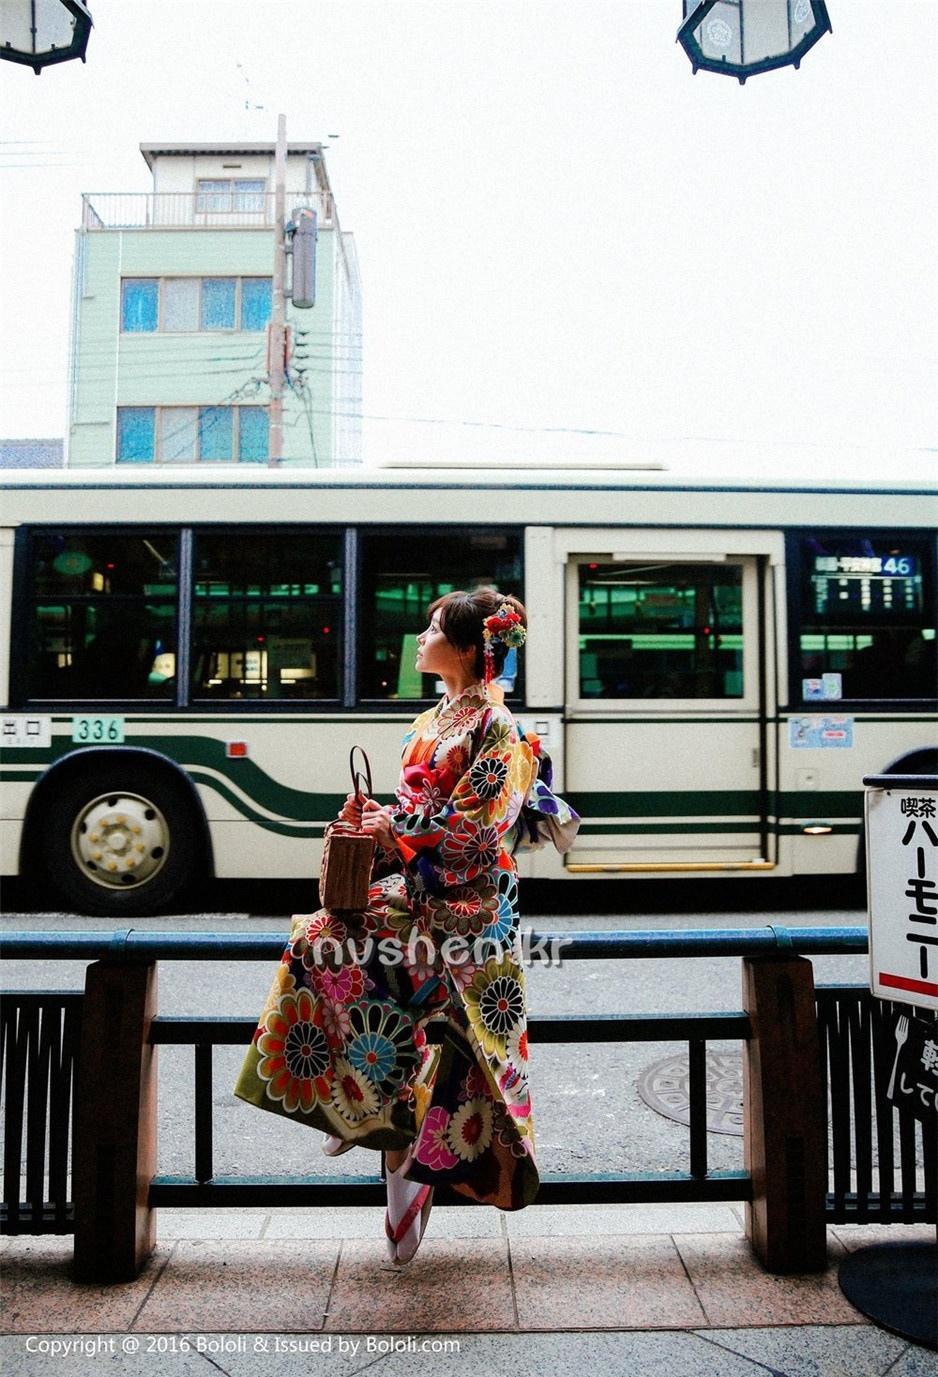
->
[1, 925, 935, 1280]
[0, 992, 81, 1232]
[818, 984, 937, 1223]
[80, 192, 329, 231]
[147, 1006, 753, 1210]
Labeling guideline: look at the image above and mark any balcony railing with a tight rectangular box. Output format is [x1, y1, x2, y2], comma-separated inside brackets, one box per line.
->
[81, 192, 329, 231]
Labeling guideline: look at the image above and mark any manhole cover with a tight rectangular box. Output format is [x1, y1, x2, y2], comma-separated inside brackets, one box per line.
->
[637, 1051, 743, 1136]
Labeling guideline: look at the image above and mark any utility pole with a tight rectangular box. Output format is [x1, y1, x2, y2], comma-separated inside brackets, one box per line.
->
[267, 113, 287, 466]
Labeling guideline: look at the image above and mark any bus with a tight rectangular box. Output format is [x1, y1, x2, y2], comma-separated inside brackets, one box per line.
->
[1, 465, 935, 915]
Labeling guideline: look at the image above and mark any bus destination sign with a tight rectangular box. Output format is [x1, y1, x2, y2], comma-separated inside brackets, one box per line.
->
[814, 555, 919, 577]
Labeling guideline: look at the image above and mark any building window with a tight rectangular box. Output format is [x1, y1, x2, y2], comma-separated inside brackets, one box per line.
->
[116, 408, 157, 463]
[201, 278, 237, 330]
[159, 407, 198, 462]
[196, 178, 266, 212]
[192, 531, 342, 700]
[117, 406, 268, 463]
[119, 277, 272, 334]
[238, 407, 269, 463]
[241, 278, 272, 330]
[198, 407, 233, 461]
[121, 279, 159, 333]
[162, 278, 199, 332]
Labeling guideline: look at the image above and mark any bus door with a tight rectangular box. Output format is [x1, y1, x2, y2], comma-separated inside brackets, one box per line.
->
[564, 549, 772, 872]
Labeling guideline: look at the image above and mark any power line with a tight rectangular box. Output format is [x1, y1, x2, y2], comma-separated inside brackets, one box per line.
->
[0, 340, 362, 375]
[286, 374, 319, 467]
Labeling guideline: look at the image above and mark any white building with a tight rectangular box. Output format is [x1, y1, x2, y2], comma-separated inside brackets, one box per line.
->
[68, 142, 362, 467]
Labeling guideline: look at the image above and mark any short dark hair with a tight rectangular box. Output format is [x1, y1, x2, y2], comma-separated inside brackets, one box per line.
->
[428, 587, 527, 678]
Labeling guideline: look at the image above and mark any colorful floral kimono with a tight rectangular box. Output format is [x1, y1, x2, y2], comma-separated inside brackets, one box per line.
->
[234, 681, 551, 1210]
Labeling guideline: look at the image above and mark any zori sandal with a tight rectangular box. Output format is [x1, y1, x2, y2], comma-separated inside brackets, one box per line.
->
[384, 1158, 434, 1266]
[321, 1133, 355, 1157]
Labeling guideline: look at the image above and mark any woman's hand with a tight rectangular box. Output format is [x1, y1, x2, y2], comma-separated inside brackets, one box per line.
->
[359, 797, 394, 848]
[338, 791, 363, 826]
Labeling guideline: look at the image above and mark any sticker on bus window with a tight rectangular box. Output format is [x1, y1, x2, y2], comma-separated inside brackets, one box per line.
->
[1, 716, 51, 749]
[802, 672, 843, 702]
[789, 716, 854, 749]
[72, 716, 125, 745]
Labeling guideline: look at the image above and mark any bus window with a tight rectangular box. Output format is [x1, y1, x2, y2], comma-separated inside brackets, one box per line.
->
[359, 529, 523, 699]
[578, 562, 744, 699]
[192, 531, 342, 700]
[24, 531, 177, 701]
[795, 534, 937, 702]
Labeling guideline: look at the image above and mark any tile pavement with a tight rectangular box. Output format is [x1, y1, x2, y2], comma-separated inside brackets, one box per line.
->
[1, 1206, 935, 1376]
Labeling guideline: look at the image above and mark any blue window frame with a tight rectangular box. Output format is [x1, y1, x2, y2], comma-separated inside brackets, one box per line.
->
[117, 408, 156, 462]
[116, 405, 269, 463]
[121, 280, 158, 333]
[198, 407, 233, 461]
[240, 278, 272, 330]
[238, 407, 269, 462]
[201, 278, 236, 330]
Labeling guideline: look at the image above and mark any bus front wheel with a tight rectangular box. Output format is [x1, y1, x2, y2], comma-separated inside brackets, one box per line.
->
[40, 763, 200, 915]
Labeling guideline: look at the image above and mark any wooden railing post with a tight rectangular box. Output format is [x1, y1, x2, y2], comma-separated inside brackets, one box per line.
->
[742, 954, 827, 1273]
[73, 960, 157, 1281]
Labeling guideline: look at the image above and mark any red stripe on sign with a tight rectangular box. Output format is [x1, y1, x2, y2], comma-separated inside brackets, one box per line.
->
[879, 972, 938, 998]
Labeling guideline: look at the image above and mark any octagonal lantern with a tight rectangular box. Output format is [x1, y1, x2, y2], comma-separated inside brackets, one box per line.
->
[1, 0, 93, 74]
[678, 0, 831, 83]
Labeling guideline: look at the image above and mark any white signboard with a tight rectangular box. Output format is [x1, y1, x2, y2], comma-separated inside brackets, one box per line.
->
[867, 782, 938, 1011]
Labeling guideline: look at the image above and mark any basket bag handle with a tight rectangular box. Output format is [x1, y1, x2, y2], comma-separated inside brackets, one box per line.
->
[349, 745, 373, 809]
[319, 746, 376, 911]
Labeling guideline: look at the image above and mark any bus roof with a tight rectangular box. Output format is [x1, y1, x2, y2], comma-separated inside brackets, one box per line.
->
[2, 463, 934, 533]
[1, 462, 935, 497]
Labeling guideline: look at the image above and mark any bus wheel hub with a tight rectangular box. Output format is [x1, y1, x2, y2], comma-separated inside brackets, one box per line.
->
[71, 793, 169, 888]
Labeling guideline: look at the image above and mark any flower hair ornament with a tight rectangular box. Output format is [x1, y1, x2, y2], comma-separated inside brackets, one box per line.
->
[482, 602, 527, 684]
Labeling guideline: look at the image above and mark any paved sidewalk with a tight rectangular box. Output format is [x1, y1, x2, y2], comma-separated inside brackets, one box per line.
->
[2, 1203, 935, 1376]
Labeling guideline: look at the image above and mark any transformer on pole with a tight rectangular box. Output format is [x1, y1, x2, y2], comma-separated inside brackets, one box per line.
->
[286, 207, 318, 310]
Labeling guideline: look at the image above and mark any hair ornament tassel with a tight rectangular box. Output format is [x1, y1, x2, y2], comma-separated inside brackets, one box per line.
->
[482, 602, 527, 685]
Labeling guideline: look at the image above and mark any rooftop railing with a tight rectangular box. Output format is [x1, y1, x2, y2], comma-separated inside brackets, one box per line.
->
[80, 191, 329, 231]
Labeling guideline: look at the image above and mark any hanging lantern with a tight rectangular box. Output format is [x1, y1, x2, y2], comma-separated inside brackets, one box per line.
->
[678, 0, 831, 84]
[1, 0, 93, 75]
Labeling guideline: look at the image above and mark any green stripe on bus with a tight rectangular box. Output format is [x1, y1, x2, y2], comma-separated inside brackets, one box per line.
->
[578, 822, 756, 835]
[565, 790, 862, 818]
[775, 823, 861, 835]
[579, 821, 861, 836]
[0, 737, 345, 822]
[185, 772, 326, 838]
[1, 741, 865, 824]
[564, 790, 763, 817]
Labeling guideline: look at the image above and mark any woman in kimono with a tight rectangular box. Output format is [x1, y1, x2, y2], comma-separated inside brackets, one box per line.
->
[234, 587, 574, 1265]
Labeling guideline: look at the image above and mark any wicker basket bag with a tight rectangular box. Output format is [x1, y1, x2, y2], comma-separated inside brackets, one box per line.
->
[318, 746, 376, 911]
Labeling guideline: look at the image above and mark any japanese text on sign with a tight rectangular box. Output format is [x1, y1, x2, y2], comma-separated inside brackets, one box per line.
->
[886, 1013, 938, 1121]
[867, 784, 938, 1010]
[1, 716, 51, 749]
[901, 803, 938, 989]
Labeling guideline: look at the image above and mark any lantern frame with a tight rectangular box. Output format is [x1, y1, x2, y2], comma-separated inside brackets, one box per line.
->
[678, 0, 832, 84]
[0, 0, 93, 74]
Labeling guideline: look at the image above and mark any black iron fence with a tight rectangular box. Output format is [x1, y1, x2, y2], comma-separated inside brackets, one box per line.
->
[818, 984, 936, 1224]
[1, 925, 935, 1281]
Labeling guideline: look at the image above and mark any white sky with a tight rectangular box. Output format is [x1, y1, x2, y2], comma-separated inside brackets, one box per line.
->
[0, 0, 936, 479]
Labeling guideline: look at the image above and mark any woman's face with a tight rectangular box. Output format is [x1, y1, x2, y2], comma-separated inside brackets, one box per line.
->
[415, 609, 475, 678]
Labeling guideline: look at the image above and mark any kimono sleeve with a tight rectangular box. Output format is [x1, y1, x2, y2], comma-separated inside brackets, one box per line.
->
[388, 707, 535, 886]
